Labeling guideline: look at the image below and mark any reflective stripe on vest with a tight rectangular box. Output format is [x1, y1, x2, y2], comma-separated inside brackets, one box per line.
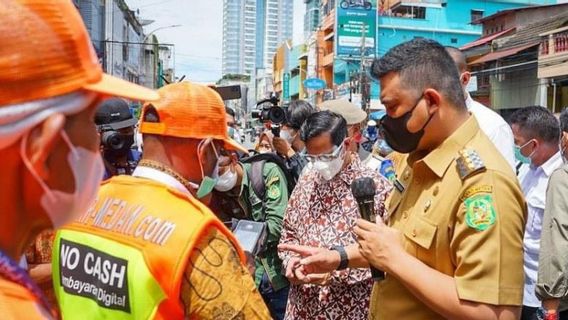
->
[53, 175, 246, 320]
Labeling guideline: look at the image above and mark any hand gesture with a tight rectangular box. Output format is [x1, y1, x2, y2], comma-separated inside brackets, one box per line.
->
[278, 244, 340, 275]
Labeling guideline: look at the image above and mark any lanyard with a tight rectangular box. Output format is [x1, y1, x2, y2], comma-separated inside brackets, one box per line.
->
[0, 250, 56, 319]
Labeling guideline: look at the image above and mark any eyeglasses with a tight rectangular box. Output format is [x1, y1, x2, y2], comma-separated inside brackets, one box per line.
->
[304, 144, 344, 163]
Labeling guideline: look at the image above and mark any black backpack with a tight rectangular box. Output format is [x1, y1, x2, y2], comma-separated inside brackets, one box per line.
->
[240, 153, 295, 203]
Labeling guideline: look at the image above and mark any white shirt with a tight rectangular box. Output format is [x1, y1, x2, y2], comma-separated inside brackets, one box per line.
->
[519, 152, 564, 306]
[466, 94, 516, 171]
[132, 166, 193, 196]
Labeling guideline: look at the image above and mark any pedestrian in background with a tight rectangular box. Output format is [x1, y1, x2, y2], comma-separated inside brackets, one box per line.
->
[278, 111, 391, 320]
[0, 0, 158, 318]
[509, 106, 564, 320]
[281, 38, 526, 320]
[446, 46, 516, 171]
[53, 82, 271, 319]
[536, 107, 568, 320]
[256, 130, 275, 154]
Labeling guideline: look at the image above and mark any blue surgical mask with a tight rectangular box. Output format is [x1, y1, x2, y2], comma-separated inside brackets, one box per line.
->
[514, 140, 535, 165]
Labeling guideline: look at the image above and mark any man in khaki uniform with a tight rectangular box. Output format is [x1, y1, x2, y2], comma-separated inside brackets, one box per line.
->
[278, 38, 525, 320]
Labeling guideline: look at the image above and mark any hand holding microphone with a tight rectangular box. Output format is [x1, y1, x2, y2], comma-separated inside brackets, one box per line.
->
[352, 177, 406, 280]
[351, 177, 385, 281]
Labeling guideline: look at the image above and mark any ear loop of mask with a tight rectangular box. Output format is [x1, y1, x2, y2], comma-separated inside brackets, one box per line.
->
[20, 130, 77, 202]
[195, 138, 220, 199]
[521, 139, 537, 159]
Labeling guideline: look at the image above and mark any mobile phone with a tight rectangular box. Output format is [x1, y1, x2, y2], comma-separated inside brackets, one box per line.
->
[233, 220, 266, 255]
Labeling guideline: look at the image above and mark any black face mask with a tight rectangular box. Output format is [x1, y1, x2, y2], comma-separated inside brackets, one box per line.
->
[380, 96, 434, 154]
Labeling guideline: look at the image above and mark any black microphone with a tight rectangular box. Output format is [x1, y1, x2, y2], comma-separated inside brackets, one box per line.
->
[351, 177, 385, 281]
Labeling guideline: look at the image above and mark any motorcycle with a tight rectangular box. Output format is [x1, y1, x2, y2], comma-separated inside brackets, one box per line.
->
[340, 0, 372, 10]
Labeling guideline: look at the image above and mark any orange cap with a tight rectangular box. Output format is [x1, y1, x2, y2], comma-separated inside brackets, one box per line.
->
[140, 82, 248, 153]
[0, 0, 159, 106]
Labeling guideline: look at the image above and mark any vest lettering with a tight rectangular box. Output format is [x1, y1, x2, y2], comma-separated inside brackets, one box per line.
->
[93, 198, 112, 227]
[135, 216, 152, 237]
[103, 200, 126, 230]
[101, 260, 111, 284]
[84, 252, 94, 274]
[143, 218, 162, 241]
[110, 264, 126, 289]
[61, 245, 81, 270]
[154, 221, 176, 246]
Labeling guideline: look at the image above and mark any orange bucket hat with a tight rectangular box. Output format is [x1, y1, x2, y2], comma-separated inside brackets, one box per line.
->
[0, 0, 159, 106]
[140, 82, 248, 153]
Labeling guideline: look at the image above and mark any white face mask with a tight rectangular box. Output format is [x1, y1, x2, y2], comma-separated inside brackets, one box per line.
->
[21, 131, 104, 228]
[214, 165, 238, 192]
[280, 129, 296, 145]
[313, 151, 345, 181]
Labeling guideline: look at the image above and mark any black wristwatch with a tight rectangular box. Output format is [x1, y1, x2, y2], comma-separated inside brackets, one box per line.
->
[330, 246, 349, 270]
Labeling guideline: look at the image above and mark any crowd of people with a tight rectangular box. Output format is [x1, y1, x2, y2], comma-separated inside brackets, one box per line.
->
[2, 1, 568, 320]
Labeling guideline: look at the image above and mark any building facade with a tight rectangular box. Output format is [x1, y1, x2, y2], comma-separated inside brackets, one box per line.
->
[222, 0, 293, 107]
[307, 0, 559, 107]
[304, 0, 321, 41]
[222, 0, 294, 76]
[460, 3, 568, 111]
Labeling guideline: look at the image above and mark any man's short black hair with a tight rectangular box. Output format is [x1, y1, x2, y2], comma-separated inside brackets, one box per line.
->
[300, 111, 347, 146]
[509, 106, 560, 145]
[560, 107, 568, 133]
[286, 100, 317, 130]
[445, 46, 467, 73]
[371, 38, 466, 110]
[225, 106, 236, 118]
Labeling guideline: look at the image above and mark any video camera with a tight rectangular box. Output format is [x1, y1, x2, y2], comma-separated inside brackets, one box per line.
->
[251, 95, 287, 137]
[99, 125, 133, 152]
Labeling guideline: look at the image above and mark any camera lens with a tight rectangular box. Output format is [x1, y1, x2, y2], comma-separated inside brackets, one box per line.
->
[269, 107, 286, 124]
[101, 131, 125, 151]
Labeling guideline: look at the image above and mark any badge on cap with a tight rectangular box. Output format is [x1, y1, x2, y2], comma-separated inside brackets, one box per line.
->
[464, 194, 496, 231]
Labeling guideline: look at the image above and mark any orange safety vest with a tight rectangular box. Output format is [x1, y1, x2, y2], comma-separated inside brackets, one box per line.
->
[0, 277, 53, 319]
[53, 175, 246, 319]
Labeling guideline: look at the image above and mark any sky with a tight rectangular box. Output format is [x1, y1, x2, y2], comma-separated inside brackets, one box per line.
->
[128, 0, 306, 83]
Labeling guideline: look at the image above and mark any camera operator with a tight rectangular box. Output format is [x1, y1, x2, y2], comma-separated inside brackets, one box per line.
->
[95, 98, 141, 179]
[272, 100, 317, 183]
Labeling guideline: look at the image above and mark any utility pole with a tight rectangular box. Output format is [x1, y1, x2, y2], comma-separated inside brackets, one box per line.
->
[359, 23, 366, 111]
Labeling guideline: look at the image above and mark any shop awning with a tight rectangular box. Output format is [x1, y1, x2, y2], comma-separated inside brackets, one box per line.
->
[469, 43, 538, 65]
[460, 27, 515, 50]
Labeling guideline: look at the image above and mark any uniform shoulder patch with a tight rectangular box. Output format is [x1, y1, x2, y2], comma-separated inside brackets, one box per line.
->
[456, 148, 486, 180]
[267, 183, 281, 200]
[266, 175, 280, 186]
[464, 194, 496, 231]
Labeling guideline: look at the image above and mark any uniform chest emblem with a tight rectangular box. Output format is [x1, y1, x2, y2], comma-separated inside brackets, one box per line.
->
[464, 194, 496, 231]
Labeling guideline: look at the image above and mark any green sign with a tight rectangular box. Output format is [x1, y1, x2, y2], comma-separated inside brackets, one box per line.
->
[283, 73, 290, 100]
[336, 0, 377, 57]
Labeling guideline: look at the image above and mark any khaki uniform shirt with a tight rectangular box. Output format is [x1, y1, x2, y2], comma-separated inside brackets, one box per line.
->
[536, 164, 568, 312]
[370, 116, 526, 320]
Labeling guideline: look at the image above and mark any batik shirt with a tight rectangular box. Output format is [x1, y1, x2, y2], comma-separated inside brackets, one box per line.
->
[278, 155, 392, 319]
